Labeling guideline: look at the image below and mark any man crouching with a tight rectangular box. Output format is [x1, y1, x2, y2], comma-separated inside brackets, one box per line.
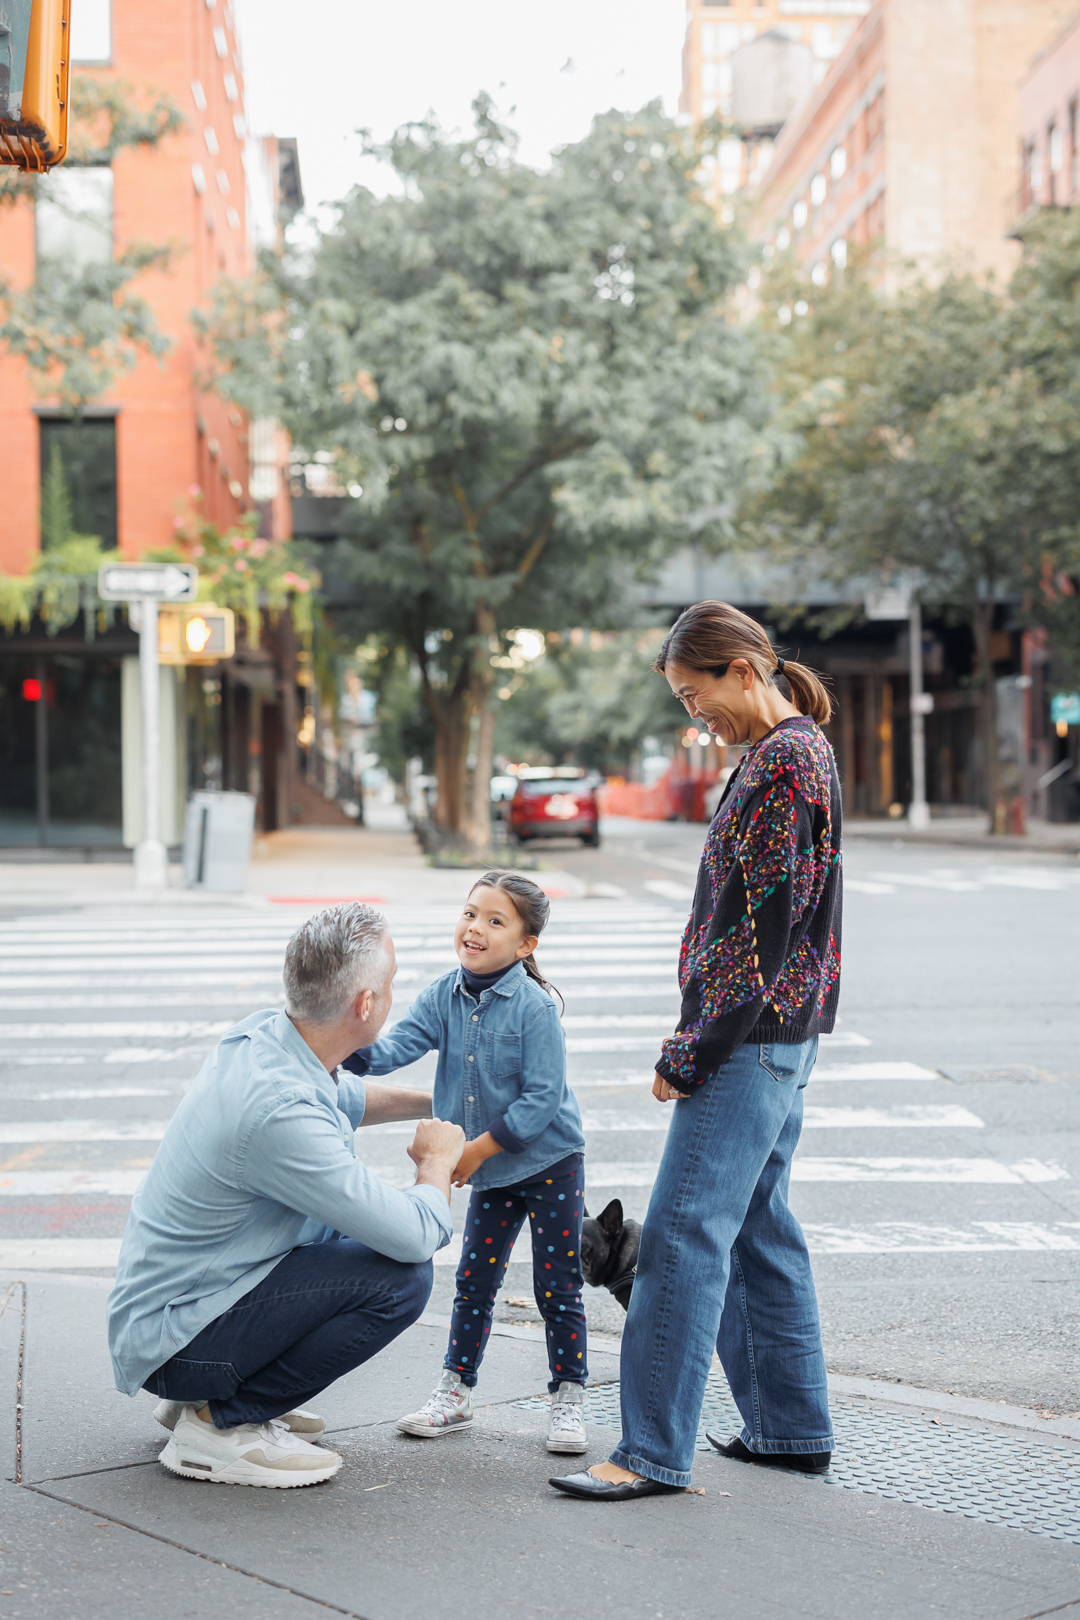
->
[106, 902, 464, 1488]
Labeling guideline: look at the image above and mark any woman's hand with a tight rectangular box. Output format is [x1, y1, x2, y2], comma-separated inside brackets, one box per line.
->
[652, 1071, 690, 1103]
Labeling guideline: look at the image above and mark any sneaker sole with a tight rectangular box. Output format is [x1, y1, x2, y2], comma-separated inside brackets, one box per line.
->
[547, 1437, 589, 1453]
[396, 1417, 474, 1438]
[159, 1439, 341, 1488]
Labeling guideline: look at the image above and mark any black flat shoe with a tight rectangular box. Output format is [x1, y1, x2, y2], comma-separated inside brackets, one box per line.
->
[706, 1433, 831, 1475]
[549, 1470, 685, 1501]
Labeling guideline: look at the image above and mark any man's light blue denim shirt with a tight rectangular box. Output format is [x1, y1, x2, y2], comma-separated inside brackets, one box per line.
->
[344, 961, 584, 1191]
[106, 1008, 453, 1397]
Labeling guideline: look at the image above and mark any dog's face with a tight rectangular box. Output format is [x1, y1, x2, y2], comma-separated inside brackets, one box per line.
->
[580, 1197, 641, 1295]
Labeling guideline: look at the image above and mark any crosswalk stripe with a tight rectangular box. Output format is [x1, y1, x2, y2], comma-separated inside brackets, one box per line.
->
[0, 1120, 171, 1143]
[0, 993, 281, 1011]
[0, 1020, 235, 1041]
[813, 1063, 938, 1081]
[578, 1158, 1067, 1186]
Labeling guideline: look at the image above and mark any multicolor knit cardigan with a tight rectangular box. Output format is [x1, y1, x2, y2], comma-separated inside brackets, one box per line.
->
[655, 716, 843, 1092]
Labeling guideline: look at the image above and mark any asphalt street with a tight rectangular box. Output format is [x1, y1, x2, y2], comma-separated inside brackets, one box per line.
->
[1, 817, 1078, 1414]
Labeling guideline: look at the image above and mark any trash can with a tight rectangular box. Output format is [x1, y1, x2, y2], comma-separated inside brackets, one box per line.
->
[183, 791, 256, 892]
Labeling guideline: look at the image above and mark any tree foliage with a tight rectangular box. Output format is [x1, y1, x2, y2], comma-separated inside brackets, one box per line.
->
[203, 98, 763, 845]
[745, 216, 1080, 824]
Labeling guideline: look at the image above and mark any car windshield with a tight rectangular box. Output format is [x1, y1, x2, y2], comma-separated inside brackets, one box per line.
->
[518, 779, 587, 796]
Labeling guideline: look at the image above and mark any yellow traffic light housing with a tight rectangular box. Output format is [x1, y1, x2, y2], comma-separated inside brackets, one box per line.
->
[158, 605, 236, 665]
[0, 0, 71, 172]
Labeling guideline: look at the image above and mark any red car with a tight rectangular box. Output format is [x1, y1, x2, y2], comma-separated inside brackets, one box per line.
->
[509, 770, 600, 848]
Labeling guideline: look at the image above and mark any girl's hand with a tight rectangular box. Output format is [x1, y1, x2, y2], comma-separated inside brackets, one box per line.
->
[652, 1070, 690, 1103]
[451, 1131, 503, 1187]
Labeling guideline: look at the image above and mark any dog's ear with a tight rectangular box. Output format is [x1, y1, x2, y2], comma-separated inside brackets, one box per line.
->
[583, 1206, 590, 1219]
[597, 1199, 624, 1240]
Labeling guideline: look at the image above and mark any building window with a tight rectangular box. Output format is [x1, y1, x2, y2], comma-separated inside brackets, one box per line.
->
[70, 0, 111, 63]
[39, 417, 118, 550]
[1029, 141, 1043, 205]
[35, 166, 113, 266]
[810, 171, 827, 206]
[1049, 122, 1063, 205]
[830, 145, 847, 179]
[831, 237, 848, 268]
[792, 198, 808, 228]
[1070, 100, 1078, 195]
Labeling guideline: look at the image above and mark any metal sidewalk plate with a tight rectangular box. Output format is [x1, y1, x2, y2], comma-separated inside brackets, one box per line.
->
[97, 563, 199, 601]
[518, 1372, 1080, 1542]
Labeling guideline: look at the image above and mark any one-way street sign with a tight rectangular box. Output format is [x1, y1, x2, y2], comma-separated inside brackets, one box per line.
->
[97, 563, 199, 602]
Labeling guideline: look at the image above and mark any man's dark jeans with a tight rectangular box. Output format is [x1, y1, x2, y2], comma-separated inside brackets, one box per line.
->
[144, 1238, 433, 1430]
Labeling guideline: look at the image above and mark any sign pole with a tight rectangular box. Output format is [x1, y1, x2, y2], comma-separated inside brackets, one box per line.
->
[99, 563, 199, 893]
[908, 599, 931, 831]
[135, 597, 168, 890]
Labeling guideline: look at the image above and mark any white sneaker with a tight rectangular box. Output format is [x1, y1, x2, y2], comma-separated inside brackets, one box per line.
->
[159, 1405, 341, 1488]
[396, 1369, 474, 1438]
[547, 1382, 588, 1454]
[153, 1399, 325, 1436]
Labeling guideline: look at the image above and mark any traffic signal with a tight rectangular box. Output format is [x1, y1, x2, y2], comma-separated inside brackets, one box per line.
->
[0, 0, 71, 172]
[158, 605, 236, 665]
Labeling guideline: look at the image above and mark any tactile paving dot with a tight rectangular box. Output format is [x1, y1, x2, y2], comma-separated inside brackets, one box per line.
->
[516, 1372, 1080, 1541]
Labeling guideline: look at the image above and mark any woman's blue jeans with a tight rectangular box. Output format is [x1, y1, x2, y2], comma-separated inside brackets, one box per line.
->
[610, 1038, 832, 1487]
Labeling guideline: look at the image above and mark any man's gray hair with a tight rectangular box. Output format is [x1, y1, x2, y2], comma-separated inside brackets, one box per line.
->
[283, 902, 391, 1023]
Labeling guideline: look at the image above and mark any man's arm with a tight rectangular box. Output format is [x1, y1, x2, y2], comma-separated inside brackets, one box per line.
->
[359, 1082, 433, 1127]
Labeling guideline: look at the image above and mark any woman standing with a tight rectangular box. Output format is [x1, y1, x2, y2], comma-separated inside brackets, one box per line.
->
[551, 601, 842, 1501]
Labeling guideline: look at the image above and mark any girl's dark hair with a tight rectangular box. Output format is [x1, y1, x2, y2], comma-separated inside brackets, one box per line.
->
[469, 870, 563, 1011]
[654, 599, 833, 725]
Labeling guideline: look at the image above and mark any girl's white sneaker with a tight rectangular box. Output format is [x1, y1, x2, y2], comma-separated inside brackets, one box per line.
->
[159, 1405, 341, 1487]
[153, 1399, 325, 1436]
[397, 1370, 474, 1437]
[547, 1382, 588, 1454]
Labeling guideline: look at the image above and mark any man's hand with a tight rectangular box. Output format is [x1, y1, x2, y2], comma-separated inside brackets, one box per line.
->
[653, 1070, 691, 1103]
[451, 1132, 503, 1188]
[408, 1118, 466, 1207]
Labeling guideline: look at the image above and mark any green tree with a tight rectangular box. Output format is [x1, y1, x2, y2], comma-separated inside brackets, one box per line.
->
[0, 74, 183, 404]
[746, 223, 1080, 829]
[202, 99, 762, 850]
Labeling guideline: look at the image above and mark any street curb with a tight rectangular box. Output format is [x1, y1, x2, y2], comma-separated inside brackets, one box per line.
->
[826, 1372, 1080, 1443]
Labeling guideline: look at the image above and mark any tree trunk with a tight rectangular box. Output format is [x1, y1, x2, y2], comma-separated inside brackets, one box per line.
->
[467, 695, 494, 855]
[971, 600, 1004, 834]
[431, 689, 472, 833]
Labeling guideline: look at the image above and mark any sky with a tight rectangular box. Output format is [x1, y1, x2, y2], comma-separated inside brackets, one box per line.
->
[233, 0, 685, 214]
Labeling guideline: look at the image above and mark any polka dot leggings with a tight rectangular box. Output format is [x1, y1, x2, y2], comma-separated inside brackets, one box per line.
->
[444, 1156, 588, 1393]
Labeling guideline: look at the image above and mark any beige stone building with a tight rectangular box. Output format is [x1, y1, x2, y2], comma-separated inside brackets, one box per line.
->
[747, 0, 1077, 284]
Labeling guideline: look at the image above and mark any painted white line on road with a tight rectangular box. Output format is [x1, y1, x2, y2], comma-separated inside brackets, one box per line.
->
[802, 1105, 984, 1129]
[0, 993, 282, 1012]
[869, 872, 982, 893]
[643, 880, 695, 901]
[562, 1015, 678, 1030]
[578, 1157, 1068, 1186]
[18, 1086, 182, 1102]
[0, 1239, 122, 1269]
[845, 880, 897, 895]
[792, 1157, 1067, 1183]
[0, 1120, 169, 1143]
[820, 1033, 873, 1048]
[0, 1170, 147, 1196]
[567, 1036, 666, 1054]
[0, 1021, 235, 1041]
[813, 1063, 938, 1082]
[804, 1222, 1080, 1253]
[0, 973, 284, 991]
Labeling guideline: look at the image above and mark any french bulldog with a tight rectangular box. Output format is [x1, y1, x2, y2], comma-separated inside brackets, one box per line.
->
[580, 1198, 641, 1311]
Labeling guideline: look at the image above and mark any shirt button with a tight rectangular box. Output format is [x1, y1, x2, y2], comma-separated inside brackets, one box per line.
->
[468, 1095, 475, 1103]
[468, 1054, 474, 1062]
[472, 1015, 479, 1022]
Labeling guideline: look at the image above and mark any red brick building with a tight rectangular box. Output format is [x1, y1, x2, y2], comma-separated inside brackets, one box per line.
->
[0, 0, 301, 849]
[1019, 10, 1080, 214]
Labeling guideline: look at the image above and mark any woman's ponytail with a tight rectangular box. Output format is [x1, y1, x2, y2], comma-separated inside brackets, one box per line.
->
[778, 658, 832, 725]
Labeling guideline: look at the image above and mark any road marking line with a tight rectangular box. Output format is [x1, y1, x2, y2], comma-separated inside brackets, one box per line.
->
[803, 1222, 1080, 1253]
[0, 1239, 122, 1268]
[845, 880, 897, 895]
[0, 1121, 170, 1143]
[0, 994, 282, 1012]
[813, 1063, 937, 1081]
[643, 880, 695, 901]
[576, 1157, 1068, 1186]
[802, 1105, 984, 1129]
[0, 1170, 148, 1196]
[0, 1021, 237, 1041]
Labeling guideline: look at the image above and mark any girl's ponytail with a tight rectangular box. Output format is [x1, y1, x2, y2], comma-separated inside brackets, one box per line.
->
[470, 869, 564, 1012]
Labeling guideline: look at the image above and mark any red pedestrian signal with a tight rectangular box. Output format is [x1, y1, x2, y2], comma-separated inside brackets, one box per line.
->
[22, 677, 43, 701]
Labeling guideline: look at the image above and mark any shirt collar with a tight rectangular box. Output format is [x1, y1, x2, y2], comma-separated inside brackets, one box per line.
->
[270, 1009, 342, 1102]
[453, 959, 527, 998]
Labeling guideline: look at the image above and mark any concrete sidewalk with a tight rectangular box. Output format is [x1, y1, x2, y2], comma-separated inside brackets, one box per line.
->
[3, 1273, 1080, 1619]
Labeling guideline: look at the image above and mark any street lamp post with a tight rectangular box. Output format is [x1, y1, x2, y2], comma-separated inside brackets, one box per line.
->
[908, 598, 931, 831]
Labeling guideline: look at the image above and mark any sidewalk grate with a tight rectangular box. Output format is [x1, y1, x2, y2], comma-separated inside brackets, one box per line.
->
[516, 1373, 1080, 1541]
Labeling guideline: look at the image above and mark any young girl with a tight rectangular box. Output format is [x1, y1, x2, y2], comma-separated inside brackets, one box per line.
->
[341, 870, 589, 1454]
